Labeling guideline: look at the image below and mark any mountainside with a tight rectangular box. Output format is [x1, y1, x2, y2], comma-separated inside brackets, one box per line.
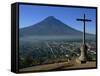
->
[19, 16, 94, 37]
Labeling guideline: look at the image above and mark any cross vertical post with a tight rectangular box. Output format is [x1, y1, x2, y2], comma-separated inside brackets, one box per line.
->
[83, 14, 85, 45]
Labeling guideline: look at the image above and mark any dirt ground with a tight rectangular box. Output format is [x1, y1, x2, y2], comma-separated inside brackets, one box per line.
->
[61, 61, 96, 70]
[19, 60, 96, 72]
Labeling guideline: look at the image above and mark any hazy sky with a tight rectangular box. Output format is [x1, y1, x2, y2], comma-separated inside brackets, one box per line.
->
[19, 4, 96, 34]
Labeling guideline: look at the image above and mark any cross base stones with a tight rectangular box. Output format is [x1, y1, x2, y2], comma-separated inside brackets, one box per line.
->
[76, 44, 88, 64]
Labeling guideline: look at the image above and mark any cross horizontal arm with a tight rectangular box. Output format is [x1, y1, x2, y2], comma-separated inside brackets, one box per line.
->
[77, 19, 84, 21]
[76, 19, 92, 22]
[84, 19, 92, 22]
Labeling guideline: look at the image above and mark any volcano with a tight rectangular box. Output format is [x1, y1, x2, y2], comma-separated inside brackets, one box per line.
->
[19, 16, 94, 38]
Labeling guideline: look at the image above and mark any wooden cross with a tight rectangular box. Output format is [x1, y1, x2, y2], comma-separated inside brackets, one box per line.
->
[76, 14, 92, 45]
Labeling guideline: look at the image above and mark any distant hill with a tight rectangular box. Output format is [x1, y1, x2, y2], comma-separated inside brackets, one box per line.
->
[19, 16, 95, 38]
